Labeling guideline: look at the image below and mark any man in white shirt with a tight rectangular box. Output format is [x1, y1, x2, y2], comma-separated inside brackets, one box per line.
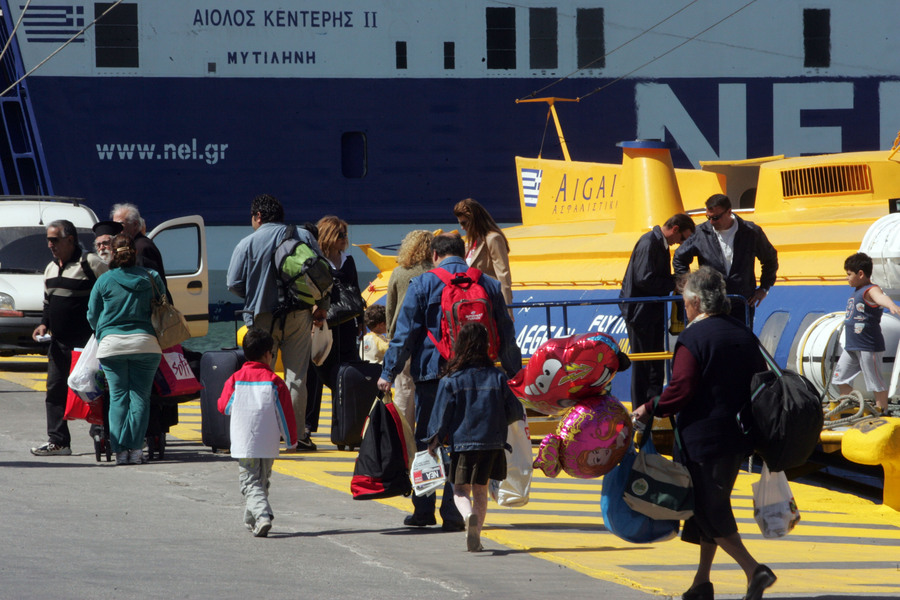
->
[672, 194, 778, 327]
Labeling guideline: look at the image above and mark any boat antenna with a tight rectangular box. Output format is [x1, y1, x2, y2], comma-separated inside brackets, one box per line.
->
[515, 97, 579, 161]
[518, 0, 759, 102]
[0, 0, 127, 98]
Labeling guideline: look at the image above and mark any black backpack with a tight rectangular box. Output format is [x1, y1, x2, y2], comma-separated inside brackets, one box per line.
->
[271, 225, 333, 314]
[351, 395, 413, 500]
[742, 343, 824, 472]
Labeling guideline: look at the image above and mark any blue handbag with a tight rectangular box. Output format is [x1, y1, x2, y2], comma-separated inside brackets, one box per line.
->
[601, 439, 680, 544]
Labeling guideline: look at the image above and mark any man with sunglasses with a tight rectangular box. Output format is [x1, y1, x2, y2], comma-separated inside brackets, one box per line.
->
[619, 213, 696, 409]
[673, 194, 778, 328]
[30, 220, 108, 456]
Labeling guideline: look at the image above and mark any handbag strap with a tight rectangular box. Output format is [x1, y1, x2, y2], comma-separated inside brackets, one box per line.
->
[638, 396, 688, 459]
[755, 337, 783, 377]
[144, 270, 166, 304]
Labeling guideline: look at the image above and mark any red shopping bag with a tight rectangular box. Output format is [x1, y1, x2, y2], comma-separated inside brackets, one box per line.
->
[65, 348, 104, 425]
[153, 344, 202, 397]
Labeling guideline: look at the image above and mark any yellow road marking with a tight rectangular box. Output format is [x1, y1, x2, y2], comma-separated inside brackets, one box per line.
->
[4, 360, 899, 596]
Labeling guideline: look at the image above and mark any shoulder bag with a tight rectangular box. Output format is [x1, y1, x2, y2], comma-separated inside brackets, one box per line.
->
[326, 279, 366, 327]
[623, 399, 695, 521]
[148, 274, 191, 349]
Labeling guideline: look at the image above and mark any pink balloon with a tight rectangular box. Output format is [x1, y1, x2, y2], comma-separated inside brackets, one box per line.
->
[533, 395, 632, 479]
[508, 332, 630, 416]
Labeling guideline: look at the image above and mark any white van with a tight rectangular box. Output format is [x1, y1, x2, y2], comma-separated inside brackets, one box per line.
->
[0, 196, 208, 356]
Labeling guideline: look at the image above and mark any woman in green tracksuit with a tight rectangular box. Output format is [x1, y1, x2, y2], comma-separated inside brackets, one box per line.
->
[87, 234, 164, 465]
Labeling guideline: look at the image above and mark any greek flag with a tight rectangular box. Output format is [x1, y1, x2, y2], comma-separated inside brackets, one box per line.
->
[22, 5, 85, 43]
[521, 168, 543, 207]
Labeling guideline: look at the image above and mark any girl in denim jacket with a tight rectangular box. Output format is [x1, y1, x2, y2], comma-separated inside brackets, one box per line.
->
[426, 323, 525, 552]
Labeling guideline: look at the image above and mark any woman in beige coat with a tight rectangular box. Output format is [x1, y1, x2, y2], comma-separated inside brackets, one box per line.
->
[453, 198, 513, 310]
[385, 230, 434, 428]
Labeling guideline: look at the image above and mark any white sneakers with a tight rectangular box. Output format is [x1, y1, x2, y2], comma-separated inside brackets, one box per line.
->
[252, 516, 272, 538]
[30, 442, 71, 456]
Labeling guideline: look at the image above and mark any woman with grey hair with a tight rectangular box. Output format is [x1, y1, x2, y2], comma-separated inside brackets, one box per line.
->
[632, 266, 776, 600]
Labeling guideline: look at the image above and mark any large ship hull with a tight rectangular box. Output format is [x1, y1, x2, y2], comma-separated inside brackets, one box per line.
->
[3, 1, 900, 224]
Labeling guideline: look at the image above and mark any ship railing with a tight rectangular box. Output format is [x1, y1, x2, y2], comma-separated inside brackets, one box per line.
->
[508, 293, 750, 363]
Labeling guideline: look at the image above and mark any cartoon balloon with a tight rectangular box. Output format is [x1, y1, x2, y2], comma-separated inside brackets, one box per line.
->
[508, 332, 631, 415]
[533, 395, 632, 479]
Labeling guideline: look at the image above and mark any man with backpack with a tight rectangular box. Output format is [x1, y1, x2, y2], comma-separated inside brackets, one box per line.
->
[227, 194, 329, 451]
[378, 233, 520, 530]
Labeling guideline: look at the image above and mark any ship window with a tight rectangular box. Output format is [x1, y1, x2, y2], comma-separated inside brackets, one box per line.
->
[486, 7, 516, 69]
[395, 41, 407, 69]
[803, 8, 830, 68]
[759, 311, 790, 357]
[577, 8, 604, 69]
[95, 3, 139, 68]
[529, 8, 557, 70]
[342, 132, 367, 179]
[444, 42, 455, 70]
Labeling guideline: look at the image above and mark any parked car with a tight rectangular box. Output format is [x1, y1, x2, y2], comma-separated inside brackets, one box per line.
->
[0, 196, 208, 356]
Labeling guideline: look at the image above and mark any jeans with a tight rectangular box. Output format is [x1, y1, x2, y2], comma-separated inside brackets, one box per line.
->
[411, 380, 463, 524]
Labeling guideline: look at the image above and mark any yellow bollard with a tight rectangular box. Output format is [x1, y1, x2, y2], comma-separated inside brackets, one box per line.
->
[841, 416, 900, 511]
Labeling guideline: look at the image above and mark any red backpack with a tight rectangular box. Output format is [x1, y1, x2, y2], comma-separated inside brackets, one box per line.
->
[426, 267, 500, 361]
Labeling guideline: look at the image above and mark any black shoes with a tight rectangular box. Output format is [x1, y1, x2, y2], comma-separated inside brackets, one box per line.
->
[295, 434, 317, 451]
[403, 513, 437, 527]
[441, 520, 466, 532]
[744, 564, 776, 600]
[683, 581, 713, 600]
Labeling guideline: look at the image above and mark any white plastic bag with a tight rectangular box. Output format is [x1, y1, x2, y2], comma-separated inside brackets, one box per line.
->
[752, 463, 801, 538]
[489, 418, 533, 507]
[410, 448, 448, 497]
[310, 321, 333, 366]
[67, 335, 104, 401]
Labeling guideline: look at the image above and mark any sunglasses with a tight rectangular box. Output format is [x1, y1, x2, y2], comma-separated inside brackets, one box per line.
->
[706, 210, 729, 222]
[337, 232, 347, 239]
[46, 237, 60, 243]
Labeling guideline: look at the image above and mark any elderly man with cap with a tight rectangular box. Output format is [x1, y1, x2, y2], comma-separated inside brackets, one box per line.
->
[92, 220, 123, 264]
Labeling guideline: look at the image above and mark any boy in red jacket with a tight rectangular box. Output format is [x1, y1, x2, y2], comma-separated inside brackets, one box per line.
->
[218, 328, 298, 537]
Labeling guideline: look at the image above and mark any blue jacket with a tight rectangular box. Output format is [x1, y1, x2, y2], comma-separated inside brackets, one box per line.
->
[425, 366, 525, 452]
[672, 214, 778, 300]
[381, 256, 521, 383]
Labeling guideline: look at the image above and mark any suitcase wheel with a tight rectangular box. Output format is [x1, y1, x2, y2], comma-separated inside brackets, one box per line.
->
[337, 444, 345, 451]
[146, 434, 166, 461]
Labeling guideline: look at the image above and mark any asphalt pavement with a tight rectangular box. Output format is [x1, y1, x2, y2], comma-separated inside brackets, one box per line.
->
[0, 375, 657, 600]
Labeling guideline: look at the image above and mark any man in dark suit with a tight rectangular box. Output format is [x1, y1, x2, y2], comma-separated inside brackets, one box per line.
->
[620, 213, 695, 409]
[111, 203, 169, 293]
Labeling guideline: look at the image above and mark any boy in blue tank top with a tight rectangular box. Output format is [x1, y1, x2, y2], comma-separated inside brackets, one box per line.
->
[831, 252, 900, 414]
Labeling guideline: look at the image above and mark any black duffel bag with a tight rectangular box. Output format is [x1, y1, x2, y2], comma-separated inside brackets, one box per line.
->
[740, 342, 824, 472]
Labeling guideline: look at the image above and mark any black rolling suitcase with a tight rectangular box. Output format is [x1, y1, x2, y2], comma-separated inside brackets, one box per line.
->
[331, 360, 381, 451]
[199, 349, 244, 452]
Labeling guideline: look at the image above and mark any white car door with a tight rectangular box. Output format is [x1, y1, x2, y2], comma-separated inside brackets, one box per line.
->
[148, 216, 209, 338]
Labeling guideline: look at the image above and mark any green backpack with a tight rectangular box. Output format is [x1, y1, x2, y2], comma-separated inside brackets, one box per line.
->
[273, 225, 334, 309]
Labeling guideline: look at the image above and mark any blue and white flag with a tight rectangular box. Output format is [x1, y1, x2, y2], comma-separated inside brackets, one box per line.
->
[22, 5, 85, 43]
[521, 168, 543, 207]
